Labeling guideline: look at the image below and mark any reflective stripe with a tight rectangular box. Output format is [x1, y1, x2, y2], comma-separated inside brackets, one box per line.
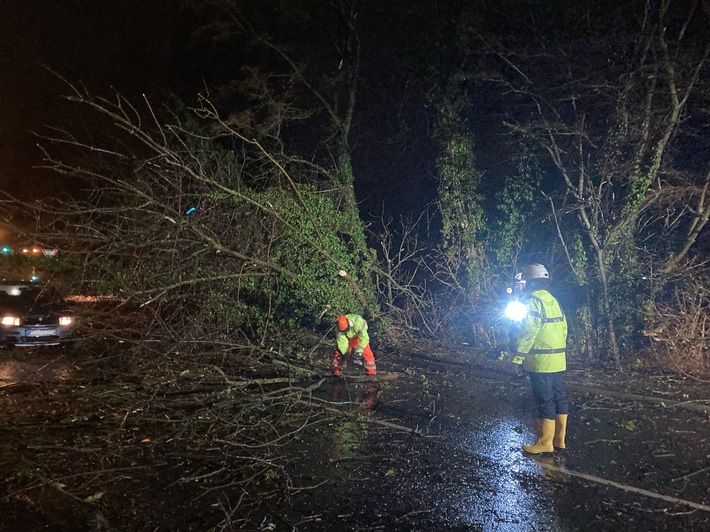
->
[517, 290, 567, 373]
[530, 294, 564, 323]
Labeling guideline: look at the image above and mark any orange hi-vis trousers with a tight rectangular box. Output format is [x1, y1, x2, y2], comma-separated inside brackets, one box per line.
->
[332, 337, 376, 376]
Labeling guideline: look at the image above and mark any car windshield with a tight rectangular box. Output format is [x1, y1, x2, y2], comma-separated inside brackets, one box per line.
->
[0, 284, 64, 306]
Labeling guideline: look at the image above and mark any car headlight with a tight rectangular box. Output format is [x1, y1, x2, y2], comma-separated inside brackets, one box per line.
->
[504, 301, 528, 322]
[1, 316, 20, 326]
[59, 316, 74, 326]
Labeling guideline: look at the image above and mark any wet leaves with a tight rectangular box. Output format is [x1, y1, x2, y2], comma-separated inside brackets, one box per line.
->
[84, 492, 104, 503]
[616, 420, 637, 431]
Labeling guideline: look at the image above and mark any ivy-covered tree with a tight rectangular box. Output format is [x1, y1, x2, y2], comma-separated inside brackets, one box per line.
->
[182, 0, 377, 316]
[485, 0, 710, 364]
[487, 147, 543, 269]
[433, 91, 487, 300]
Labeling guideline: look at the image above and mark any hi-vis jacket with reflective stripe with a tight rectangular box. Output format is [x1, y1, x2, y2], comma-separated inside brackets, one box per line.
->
[515, 289, 567, 373]
[337, 314, 370, 355]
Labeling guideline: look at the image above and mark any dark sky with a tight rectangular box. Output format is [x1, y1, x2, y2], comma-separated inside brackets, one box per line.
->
[3, 1, 707, 224]
[0, 1, 181, 200]
[0, 1, 443, 220]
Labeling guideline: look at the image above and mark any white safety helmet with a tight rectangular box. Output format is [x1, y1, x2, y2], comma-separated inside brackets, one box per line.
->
[513, 272, 526, 292]
[522, 263, 549, 281]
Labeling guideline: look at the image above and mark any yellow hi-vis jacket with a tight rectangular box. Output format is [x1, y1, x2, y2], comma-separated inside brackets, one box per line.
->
[337, 314, 370, 355]
[515, 289, 567, 373]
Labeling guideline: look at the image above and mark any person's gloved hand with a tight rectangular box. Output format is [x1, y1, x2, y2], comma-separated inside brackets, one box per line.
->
[487, 349, 508, 361]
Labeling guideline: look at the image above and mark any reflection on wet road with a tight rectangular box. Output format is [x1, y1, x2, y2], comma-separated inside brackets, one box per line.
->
[454, 415, 564, 530]
[290, 373, 574, 529]
[286, 366, 710, 530]
[0, 354, 73, 385]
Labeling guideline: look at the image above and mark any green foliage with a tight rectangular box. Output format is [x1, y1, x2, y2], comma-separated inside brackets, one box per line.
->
[420, 373, 433, 396]
[569, 235, 588, 285]
[436, 114, 484, 248]
[0, 254, 42, 281]
[197, 285, 269, 338]
[607, 239, 647, 355]
[335, 420, 369, 456]
[262, 468, 280, 485]
[433, 93, 487, 293]
[84, 492, 104, 504]
[131, 181, 377, 338]
[487, 149, 543, 266]
[616, 419, 636, 431]
[250, 185, 371, 326]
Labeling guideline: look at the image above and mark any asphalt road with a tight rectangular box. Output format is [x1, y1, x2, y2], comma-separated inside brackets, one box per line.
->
[1, 344, 708, 530]
[277, 352, 710, 531]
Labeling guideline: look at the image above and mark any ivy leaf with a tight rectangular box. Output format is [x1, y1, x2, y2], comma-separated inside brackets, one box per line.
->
[84, 492, 104, 503]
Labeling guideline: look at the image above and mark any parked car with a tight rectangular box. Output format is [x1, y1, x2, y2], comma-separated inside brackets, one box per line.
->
[0, 281, 76, 347]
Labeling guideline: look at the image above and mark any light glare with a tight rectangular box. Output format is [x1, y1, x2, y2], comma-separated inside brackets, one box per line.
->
[1, 316, 19, 326]
[504, 301, 527, 322]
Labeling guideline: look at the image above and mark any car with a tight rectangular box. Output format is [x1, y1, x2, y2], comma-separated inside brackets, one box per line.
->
[0, 281, 76, 347]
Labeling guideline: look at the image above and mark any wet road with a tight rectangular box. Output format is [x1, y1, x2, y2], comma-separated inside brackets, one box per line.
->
[0, 350, 75, 385]
[278, 358, 710, 531]
[1, 344, 708, 530]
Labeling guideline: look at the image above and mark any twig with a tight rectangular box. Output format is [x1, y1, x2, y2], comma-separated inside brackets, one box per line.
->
[395, 509, 433, 523]
[672, 466, 710, 483]
[537, 461, 710, 512]
[299, 399, 423, 436]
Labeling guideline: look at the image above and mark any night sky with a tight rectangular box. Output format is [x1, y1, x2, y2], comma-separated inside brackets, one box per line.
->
[0, 1, 182, 200]
[0, 1, 446, 218]
[2, 1, 708, 226]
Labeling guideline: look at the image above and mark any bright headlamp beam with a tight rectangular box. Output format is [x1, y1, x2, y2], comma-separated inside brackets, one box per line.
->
[505, 301, 528, 322]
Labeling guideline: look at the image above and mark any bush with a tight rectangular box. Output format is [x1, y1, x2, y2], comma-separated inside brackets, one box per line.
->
[642, 274, 710, 379]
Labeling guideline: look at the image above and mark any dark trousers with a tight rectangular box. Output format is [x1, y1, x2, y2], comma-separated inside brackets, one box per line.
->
[529, 371, 569, 419]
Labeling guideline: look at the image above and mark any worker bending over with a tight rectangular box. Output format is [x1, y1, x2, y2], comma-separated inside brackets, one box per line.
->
[332, 314, 377, 376]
